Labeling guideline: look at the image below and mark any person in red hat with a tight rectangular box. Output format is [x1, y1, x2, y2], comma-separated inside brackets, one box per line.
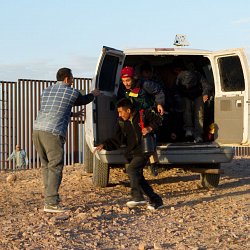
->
[119, 65, 165, 177]
[120, 66, 165, 115]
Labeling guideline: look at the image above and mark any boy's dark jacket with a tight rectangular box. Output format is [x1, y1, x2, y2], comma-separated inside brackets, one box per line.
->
[102, 110, 162, 158]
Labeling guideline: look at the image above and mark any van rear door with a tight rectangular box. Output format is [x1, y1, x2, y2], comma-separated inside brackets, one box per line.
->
[94, 46, 125, 144]
[211, 48, 250, 145]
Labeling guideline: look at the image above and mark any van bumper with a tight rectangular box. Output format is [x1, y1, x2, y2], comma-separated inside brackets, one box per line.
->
[96, 143, 234, 165]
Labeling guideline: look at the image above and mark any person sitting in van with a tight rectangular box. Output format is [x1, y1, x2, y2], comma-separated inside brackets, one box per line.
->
[120, 66, 165, 115]
[175, 68, 212, 143]
[95, 98, 163, 210]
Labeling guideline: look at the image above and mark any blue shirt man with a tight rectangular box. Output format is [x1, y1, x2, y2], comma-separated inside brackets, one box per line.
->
[33, 67, 100, 213]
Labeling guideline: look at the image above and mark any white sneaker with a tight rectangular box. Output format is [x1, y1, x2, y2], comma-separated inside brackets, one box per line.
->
[126, 200, 147, 208]
[44, 204, 68, 213]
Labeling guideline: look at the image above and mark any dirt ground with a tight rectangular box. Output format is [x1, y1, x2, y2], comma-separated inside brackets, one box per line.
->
[0, 157, 249, 250]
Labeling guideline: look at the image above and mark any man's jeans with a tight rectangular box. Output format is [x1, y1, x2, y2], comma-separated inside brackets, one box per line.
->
[126, 155, 161, 202]
[183, 96, 204, 138]
[32, 130, 64, 205]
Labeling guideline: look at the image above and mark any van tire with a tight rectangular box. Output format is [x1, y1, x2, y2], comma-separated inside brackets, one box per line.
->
[200, 164, 220, 188]
[84, 140, 93, 173]
[93, 156, 110, 187]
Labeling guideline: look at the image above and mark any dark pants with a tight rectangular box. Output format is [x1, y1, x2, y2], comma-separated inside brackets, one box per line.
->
[126, 155, 161, 202]
[32, 130, 64, 205]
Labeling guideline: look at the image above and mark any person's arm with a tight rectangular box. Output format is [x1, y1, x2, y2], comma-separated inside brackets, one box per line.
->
[143, 80, 165, 115]
[71, 109, 85, 118]
[143, 110, 163, 134]
[6, 151, 15, 161]
[199, 72, 212, 102]
[24, 151, 29, 166]
[74, 89, 100, 106]
[95, 121, 124, 151]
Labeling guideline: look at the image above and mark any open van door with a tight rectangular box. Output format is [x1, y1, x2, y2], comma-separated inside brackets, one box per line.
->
[212, 48, 250, 145]
[94, 46, 125, 144]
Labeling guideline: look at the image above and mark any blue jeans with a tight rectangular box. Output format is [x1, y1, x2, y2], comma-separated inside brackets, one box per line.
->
[126, 155, 161, 202]
[32, 130, 64, 205]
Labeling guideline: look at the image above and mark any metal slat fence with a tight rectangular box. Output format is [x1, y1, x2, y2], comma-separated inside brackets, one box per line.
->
[0, 78, 92, 170]
[1, 79, 250, 171]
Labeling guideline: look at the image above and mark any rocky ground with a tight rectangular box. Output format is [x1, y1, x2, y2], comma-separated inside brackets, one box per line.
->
[0, 157, 249, 250]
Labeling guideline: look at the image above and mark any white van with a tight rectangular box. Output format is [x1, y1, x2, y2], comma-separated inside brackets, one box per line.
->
[84, 46, 250, 188]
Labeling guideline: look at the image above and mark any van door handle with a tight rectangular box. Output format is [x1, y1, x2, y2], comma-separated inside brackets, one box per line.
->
[236, 100, 242, 108]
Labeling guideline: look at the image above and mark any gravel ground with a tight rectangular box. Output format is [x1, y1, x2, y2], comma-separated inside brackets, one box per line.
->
[0, 157, 249, 250]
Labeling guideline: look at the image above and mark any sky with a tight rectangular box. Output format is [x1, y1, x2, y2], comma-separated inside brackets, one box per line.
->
[1, 0, 250, 81]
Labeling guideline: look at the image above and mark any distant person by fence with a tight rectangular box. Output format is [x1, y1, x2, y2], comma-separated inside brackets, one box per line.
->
[6, 144, 28, 170]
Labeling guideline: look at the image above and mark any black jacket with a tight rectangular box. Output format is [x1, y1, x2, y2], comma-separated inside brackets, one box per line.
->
[102, 110, 162, 157]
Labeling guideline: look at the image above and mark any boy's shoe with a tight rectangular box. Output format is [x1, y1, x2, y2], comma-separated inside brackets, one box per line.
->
[147, 200, 164, 210]
[44, 204, 67, 213]
[126, 200, 147, 208]
[149, 164, 158, 177]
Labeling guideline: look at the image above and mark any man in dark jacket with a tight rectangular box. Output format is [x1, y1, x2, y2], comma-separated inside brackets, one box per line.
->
[95, 98, 163, 210]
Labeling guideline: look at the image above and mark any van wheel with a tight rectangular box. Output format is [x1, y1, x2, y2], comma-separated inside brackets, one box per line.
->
[84, 140, 93, 173]
[92, 156, 110, 187]
[200, 164, 220, 188]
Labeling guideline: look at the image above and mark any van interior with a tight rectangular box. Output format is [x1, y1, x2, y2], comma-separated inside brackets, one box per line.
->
[96, 54, 245, 145]
[119, 55, 215, 145]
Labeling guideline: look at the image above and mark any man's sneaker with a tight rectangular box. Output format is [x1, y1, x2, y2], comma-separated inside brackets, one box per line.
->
[44, 204, 67, 213]
[147, 200, 164, 210]
[149, 164, 158, 177]
[126, 200, 147, 208]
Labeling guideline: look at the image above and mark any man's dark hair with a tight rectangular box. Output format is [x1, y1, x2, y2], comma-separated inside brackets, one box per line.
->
[117, 98, 135, 112]
[56, 68, 72, 81]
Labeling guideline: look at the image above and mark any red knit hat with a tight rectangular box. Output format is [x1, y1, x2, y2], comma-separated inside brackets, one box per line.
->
[120, 66, 134, 78]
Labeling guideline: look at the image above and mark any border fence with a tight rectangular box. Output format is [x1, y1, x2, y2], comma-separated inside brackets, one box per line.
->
[0, 78, 91, 170]
[0, 78, 249, 171]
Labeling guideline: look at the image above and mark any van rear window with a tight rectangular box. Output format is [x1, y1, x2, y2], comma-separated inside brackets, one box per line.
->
[98, 55, 119, 92]
[218, 56, 245, 91]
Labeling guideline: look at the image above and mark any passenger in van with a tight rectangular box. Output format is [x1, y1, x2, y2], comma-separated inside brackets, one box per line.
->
[175, 67, 212, 143]
[157, 64, 185, 142]
[121, 64, 165, 176]
[120, 66, 165, 115]
[95, 98, 164, 210]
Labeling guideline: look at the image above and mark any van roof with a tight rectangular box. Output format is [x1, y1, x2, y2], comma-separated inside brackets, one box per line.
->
[123, 47, 213, 56]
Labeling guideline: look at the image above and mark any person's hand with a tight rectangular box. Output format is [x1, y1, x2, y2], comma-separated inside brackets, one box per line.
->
[203, 95, 209, 103]
[71, 109, 85, 117]
[142, 126, 153, 136]
[91, 88, 101, 97]
[94, 144, 104, 153]
[157, 104, 164, 116]
[170, 132, 177, 141]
